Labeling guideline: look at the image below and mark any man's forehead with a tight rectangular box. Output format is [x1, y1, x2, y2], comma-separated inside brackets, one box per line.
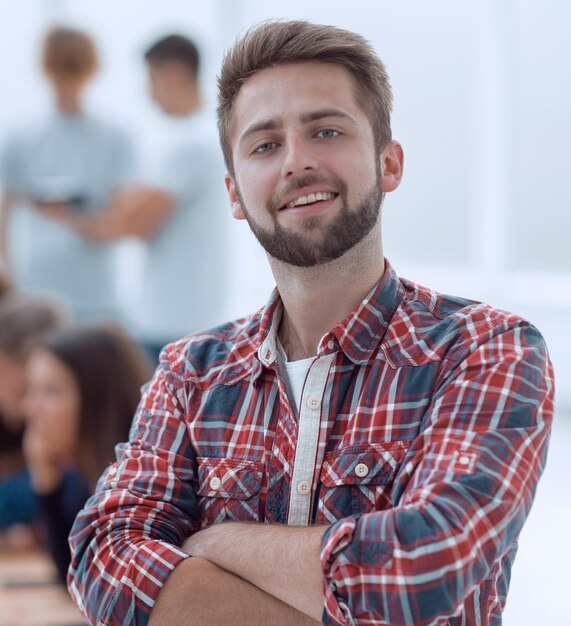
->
[231, 62, 363, 135]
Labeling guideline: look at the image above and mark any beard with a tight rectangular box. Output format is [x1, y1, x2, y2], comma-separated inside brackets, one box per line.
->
[237, 170, 384, 268]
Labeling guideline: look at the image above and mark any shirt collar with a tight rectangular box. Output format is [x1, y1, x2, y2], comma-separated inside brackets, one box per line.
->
[255, 259, 403, 373]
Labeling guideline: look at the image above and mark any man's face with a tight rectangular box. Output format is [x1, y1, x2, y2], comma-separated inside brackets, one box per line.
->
[225, 62, 384, 267]
[147, 61, 180, 115]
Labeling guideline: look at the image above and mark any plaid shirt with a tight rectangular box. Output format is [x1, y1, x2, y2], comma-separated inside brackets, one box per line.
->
[68, 260, 554, 626]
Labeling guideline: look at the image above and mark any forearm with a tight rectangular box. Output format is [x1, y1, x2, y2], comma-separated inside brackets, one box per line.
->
[149, 556, 320, 626]
[183, 523, 327, 621]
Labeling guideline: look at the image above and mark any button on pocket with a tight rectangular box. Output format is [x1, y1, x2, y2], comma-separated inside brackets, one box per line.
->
[197, 457, 263, 527]
[354, 463, 369, 478]
[318, 441, 410, 523]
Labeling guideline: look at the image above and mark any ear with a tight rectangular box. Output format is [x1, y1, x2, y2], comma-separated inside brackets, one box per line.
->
[225, 173, 246, 220]
[380, 140, 404, 193]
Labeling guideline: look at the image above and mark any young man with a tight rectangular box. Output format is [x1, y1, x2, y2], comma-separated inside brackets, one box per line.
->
[68, 21, 554, 626]
[0, 27, 133, 320]
[42, 35, 229, 362]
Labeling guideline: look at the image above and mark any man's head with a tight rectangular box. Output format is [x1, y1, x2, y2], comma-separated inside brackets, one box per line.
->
[218, 21, 403, 268]
[144, 34, 200, 116]
[41, 26, 98, 90]
[218, 20, 393, 177]
[0, 295, 66, 429]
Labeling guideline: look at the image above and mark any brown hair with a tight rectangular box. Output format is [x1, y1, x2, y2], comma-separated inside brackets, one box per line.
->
[217, 19, 393, 175]
[0, 295, 66, 362]
[42, 26, 98, 83]
[144, 34, 200, 77]
[38, 324, 152, 488]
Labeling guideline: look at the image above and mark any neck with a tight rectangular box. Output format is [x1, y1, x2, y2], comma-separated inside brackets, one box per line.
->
[54, 88, 83, 116]
[272, 225, 385, 360]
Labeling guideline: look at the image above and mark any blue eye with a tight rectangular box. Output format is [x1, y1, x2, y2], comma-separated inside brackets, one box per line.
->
[255, 142, 277, 154]
[317, 129, 339, 139]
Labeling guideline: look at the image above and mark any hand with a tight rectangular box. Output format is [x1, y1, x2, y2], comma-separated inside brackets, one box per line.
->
[34, 200, 77, 223]
[22, 421, 67, 493]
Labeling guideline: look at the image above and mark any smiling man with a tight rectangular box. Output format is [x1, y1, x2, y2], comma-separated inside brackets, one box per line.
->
[67, 21, 554, 626]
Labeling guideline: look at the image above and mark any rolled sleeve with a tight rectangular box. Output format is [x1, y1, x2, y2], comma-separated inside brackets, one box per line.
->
[320, 320, 554, 626]
[68, 356, 201, 626]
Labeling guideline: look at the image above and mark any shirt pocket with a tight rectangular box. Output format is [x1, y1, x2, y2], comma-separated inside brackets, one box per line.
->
[196, 457, 263, 528]
[317, 441, 409, 524]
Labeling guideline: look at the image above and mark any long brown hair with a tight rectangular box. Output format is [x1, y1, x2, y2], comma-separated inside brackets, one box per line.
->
[38, 324, 152, 488]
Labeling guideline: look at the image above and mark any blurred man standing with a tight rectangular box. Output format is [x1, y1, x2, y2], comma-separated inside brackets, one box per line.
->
[0, 27, 133, 320]
[50, 35, 229, 363]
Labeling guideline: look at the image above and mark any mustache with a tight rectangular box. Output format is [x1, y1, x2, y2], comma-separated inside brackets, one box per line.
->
[267, 174, 346, 213]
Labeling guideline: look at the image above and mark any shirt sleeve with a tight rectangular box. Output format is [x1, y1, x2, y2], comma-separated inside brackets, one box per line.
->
[320, 317, 554, 626]
[67, 351, 201, 626]
[108, 130, 136, 190]
[0, 134, 22, 191]
[153, 139, 217, 208]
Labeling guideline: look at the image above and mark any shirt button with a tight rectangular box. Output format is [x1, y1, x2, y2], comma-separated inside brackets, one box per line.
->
[458, 455, 470, 466]
[297, 481, 310, 495]
[354, 463, 369, 478]
[210, 476, 222, 491]
[108, 466, 117, 476]
[307, 396, 321, 409]
[327, 339, 335, 350]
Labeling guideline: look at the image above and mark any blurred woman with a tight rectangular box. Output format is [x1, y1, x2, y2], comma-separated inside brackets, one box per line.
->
[0, 295, 66, 548]
[21, 324, 151, 582]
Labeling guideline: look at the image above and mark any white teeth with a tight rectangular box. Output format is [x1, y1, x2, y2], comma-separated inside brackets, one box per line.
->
[285, 192, 335, 209]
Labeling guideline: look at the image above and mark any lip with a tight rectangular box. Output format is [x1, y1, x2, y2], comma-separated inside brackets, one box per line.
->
[279, 185, 339, 211]
[279, 194, 338, 219]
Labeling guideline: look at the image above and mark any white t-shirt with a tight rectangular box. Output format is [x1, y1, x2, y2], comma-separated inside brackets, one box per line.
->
[134, 109, 230, 344]
[0, 111, 133, 319]
[276, 341, 315, 418]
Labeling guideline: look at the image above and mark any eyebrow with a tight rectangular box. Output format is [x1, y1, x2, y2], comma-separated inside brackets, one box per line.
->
[238, 108, 357, 146]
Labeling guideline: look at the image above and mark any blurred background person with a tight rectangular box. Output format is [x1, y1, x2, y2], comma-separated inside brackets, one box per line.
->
[41, 34, 229, 364]
[0, 295, 66, 548]
[0, 26, 134, 321]
[21, 323, 152, 583]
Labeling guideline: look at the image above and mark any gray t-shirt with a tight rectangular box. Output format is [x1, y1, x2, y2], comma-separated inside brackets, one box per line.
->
[0, 111, 133, 319]
[135, 109, 230, 343]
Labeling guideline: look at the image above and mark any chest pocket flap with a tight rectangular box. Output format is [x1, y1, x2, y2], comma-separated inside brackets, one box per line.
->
[321, 441, 409, 487]
[197, 457, 262, 499]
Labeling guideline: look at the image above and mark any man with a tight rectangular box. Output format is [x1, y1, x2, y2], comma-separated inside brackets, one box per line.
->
[45, 34, 228, 361]
[0, 26, 133, 320]
[68, 21, 554, 626]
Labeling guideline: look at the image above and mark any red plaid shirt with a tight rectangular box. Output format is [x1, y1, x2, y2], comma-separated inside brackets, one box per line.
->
[68, 260, 554, 625]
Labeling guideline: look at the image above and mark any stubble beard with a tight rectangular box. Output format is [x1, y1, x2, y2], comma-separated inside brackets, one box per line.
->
[237, 170, 384, 268]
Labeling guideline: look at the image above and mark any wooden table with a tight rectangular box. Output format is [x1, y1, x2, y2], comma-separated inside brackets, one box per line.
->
[0, 550, 85, 626]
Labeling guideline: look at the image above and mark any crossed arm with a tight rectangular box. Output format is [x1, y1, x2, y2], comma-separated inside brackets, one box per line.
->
[35, 185, 174, 242]
[149, 523, 327, 625]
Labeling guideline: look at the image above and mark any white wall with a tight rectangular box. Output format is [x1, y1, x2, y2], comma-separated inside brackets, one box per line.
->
[0, 0, 569, 409]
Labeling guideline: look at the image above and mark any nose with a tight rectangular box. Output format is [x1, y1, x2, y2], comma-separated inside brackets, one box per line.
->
[281, 133, 318, 178]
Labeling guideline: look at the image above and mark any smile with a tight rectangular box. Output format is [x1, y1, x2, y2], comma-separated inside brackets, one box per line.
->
[282, 191, 337, 210]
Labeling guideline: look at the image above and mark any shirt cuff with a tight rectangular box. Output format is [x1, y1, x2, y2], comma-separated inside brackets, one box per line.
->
[320, 514, 395, 625]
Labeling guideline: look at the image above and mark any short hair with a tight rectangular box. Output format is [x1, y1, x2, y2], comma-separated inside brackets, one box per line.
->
[0, 295, 66, 362]
[42, 26, 98, 83]
[217, 20, 393, 175]
[37, 324, 152, 487]
[144, 34, 200, 76]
